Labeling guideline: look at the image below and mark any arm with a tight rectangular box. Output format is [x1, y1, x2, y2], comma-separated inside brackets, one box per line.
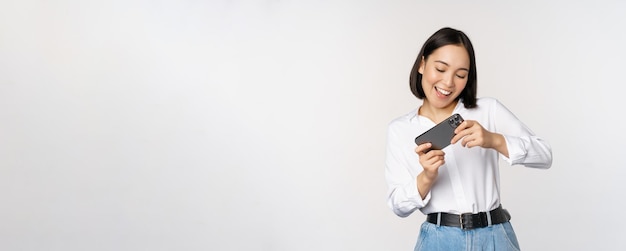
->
[450, 99, 552, 169]
[452, 121, 510, 157]
[415, 143, 445, 199]
[385, 125, 430, 217]
[493, 100, 553, 169]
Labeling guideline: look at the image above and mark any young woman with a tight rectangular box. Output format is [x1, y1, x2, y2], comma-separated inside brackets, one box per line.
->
[385, 27, 552, 251]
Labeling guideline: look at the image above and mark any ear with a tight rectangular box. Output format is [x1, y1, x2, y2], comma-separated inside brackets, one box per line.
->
[418, 56, 425, 74]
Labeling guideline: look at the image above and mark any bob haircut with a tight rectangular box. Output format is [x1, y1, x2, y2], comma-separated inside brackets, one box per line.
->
[409, 27, 478, 108]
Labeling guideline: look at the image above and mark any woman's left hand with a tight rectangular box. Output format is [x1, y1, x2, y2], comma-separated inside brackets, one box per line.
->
[451, 120, 498, 149]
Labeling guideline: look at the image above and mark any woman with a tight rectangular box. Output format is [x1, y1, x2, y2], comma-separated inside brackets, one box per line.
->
[385, 27, 552, 251]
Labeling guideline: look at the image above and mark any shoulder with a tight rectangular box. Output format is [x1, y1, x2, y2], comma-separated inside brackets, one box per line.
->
[388, 109, 417, 126]
[475, 97, 499, 106]
[474, 97, 508, 111]
[463, 97, 510, 118]
[387, 109, 417, 132]
[470, 97, 518, 121]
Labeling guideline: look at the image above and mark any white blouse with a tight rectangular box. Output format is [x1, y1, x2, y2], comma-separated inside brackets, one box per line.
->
[385, 97, 552, 217]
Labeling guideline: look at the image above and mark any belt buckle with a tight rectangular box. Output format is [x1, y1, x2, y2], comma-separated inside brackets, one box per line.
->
[459, 213, 469, 230]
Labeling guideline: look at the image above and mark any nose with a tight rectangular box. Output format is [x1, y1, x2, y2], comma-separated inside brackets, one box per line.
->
[442, 73, 455, 87]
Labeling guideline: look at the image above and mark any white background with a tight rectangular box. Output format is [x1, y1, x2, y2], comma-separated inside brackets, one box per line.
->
[1, 1, 625, 250]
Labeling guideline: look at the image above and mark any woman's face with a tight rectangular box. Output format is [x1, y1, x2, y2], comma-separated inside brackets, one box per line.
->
[418, 44, 470, 110]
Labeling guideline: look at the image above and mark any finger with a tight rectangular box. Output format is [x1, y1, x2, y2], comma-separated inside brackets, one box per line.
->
[451, 133, 462, 144]
[415, 143, 432, 155]
[463, 138, 471, 148]
[451, 128, 472, 144]
[464, 134, 475, 146]
[454, 121, 467, 134]
[430, 157, 445, 167]
[426, 150, 445, 162]
[463, 137, 478, 148]
[437, 159, 445, 166]
[455, 120, 474, 133]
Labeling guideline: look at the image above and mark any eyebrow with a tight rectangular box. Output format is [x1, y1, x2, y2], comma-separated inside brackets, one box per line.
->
[434, 60, 469, 72]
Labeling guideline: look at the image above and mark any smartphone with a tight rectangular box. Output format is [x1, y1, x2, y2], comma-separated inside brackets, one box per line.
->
[414, 113, 464, 152]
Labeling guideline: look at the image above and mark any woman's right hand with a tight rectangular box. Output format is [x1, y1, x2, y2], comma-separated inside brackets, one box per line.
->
[415, 143, 446, 182]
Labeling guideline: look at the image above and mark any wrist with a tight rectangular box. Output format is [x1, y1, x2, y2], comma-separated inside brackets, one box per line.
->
[491, 133, 510, 157]
[418, 172, 436, 185]
[417, 172, 435, 200]
[487, 132, 502, 148]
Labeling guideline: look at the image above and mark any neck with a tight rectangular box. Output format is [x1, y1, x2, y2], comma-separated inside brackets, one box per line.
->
[419, 100, 458, 124]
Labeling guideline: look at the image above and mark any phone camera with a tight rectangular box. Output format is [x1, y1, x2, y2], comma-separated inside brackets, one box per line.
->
[449, 115, 462, 127]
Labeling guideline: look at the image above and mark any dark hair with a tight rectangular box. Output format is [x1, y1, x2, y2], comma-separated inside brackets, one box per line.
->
[409, 27, 477, 108]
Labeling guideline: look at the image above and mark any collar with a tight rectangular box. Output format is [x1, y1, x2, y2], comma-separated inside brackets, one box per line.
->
[409, 99, 464, 124]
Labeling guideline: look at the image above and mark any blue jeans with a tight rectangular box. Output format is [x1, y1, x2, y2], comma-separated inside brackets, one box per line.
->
[414, 221, 521, 251]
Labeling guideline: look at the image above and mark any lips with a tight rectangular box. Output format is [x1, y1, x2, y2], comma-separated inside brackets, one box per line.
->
[435, 86, 451, 96]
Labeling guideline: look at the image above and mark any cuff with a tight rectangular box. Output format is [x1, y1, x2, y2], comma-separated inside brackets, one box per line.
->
[501, 135, 527, 165]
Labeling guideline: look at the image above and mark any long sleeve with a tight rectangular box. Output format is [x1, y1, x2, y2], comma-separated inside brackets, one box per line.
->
[493, 100, 553, 169]
[385, 121, 430, 217]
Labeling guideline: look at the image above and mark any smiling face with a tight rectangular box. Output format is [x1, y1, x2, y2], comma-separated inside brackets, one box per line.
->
[418, 44, 470, 114]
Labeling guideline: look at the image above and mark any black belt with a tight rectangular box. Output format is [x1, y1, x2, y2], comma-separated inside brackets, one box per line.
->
[426, 205, 511, 230]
